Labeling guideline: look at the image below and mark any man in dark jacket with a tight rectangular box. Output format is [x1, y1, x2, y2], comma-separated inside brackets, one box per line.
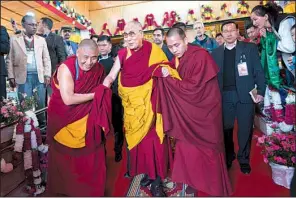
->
[37, 17, 66, 99]
[97, 35, 124, 163]
[152, 27, 174, 61]
[211, 21, 266, 174]
[0, 25, 10, 100]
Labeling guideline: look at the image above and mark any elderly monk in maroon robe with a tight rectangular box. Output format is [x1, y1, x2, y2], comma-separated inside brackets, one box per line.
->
[103, 21, 174, 196]
[156, 27, 233, 196]
[46, 39, 112, 196]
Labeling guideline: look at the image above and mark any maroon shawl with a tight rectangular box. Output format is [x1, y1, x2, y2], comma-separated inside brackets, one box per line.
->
[46, 56, 112, 156]
[157, 45, 224, 151]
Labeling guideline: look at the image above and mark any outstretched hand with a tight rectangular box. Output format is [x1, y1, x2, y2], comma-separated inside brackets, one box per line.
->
[162, 67, 170, 77]
[102, 76, 113, 88]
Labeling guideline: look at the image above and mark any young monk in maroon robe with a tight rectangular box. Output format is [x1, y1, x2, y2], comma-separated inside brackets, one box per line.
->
[103, 21, 173, 196]
[46, 39, 112, 196]
[156, 27, 233, 196]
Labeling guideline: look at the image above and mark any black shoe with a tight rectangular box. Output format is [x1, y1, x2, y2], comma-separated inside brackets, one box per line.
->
[240, 163, 251, 174]
[226, 154, 236, 169]
[150, 180, 166, 197]
[140, 174, 153, 187]
[124, 171, 131, 178]
[115, 152, 122, 162]
[185, 186, 197, 195]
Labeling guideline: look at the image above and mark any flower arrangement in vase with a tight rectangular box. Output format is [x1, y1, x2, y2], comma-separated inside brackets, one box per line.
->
[255, 132, 295, 189]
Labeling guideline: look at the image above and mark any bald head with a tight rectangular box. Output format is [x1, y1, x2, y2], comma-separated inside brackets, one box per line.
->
[78, 39, 98, 51]
[166, 27, 186, 40]
[166, 27, 188, 58]
[77, 39, 99, 71]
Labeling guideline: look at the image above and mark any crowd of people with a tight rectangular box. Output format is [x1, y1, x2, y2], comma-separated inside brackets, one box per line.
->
[0, 1, 295, 197]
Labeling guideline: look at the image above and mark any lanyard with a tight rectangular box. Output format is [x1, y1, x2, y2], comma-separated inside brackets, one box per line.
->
[75, 59, 79, 81]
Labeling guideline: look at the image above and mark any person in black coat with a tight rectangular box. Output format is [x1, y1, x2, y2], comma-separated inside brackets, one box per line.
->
[211, 21, 266, 174]
[97, 35, 124, 163]
[0, 25, 10, 100]
[37, 17, 67, 100]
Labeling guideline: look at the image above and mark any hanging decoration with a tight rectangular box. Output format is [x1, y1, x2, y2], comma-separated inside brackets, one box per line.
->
[13, 111, 49, 196]
[216, 3, 233, 20]
[99, 23, 112, 36]
[200, 5, 216, 21]
[186, 9, 197, 25]
[169, 11, 182, 27]
[237, 1, 251, 15]
[113, 19, 126, 36]
[41, 1, 94, 31]
[142, 14, 160, 30]
[162, 12, 171, 27]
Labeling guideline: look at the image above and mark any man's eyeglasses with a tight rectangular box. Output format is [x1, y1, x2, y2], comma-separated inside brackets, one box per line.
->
[123, 31, 141, 38]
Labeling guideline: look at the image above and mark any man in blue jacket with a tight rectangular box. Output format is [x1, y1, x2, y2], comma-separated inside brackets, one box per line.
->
[192, 21, 218, 53]
[60, 26, 78, 57]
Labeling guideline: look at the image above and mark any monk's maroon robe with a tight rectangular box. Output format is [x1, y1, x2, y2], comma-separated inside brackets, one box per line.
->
[118, 41, 172, 180]
[157, 45, 233, 196]
[46, 56, 112, 196]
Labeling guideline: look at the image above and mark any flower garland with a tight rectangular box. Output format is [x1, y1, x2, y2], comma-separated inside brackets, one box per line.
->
[13, 111, 48, 196]
[43, 0, 93, 30]
[237, 1, 251, 15]
[216, 3, 232, 20]
[99, 23, 112, 36]
[162, 12, 171, 27]
[142, 14, 160, 30]
[186, 9, 197, 25]
[113, 19, 126, 36]
[263, 86, 296, 133]
[200, 5, 216, 21]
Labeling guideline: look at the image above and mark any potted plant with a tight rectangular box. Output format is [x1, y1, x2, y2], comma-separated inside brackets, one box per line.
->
[0, 98, 24, 146]
[255, 132, 296, 189]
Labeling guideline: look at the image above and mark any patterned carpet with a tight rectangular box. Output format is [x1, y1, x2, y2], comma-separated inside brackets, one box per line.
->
[126, 174, 195, 197]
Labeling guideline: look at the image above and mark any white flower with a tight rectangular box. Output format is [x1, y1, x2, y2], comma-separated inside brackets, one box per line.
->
[33, 88, 37, 93]
[33, 169, 41, 177]
[31, 131, 38, 149]
[25, 117, 31, 125]
[38, 144, 49, 153]
[285, 93, 295, 104]
[22, 93, 27, 98]
[25, 111, 39, 127]
[24, 124, 32, 133]
[279, 121, 294, 132]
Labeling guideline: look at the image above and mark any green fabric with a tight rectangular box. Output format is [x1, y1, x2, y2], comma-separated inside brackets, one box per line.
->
[260, 31, 281, 89]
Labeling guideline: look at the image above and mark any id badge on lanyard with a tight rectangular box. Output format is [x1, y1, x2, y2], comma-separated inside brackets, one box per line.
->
[237, 54, 248, 76]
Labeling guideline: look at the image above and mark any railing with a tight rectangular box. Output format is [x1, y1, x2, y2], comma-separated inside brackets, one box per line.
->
[34, 107, 48, 132]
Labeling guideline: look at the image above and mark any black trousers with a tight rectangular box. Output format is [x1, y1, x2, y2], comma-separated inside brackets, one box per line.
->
[0, 75, 6, 100]
[222, 90, 255, 164]
[112, 94, 124, 154]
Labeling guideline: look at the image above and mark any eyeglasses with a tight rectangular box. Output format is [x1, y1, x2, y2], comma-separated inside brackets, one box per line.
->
[25, 23, 37, 27]
[123, 31, 141, 38]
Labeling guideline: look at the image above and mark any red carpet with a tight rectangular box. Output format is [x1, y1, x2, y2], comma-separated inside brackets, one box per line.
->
[106, 126, 290, 196]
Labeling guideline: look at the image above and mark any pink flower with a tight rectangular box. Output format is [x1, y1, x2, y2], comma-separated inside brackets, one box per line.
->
[291, 144, 296, 152]
[1, 107, 7, 114]
[16, 112, 24, 116]
[3, 113, 9, 118]
[258, 137, 265, 144]
[292, 156, 296, 164]
[263, 157, 269, 163]
[11, 106, 17, 112]
[271, 145, 280, 150]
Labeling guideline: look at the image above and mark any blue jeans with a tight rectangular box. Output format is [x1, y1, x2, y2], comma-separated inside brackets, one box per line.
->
[17, 73, 46, 121]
